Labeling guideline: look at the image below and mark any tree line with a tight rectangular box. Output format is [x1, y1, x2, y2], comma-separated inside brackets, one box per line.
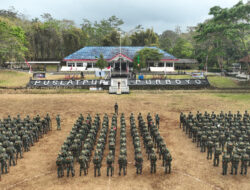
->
[0, 1, 249, 72]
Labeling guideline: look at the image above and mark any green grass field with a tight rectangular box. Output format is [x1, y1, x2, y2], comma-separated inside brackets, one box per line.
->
[207, 76, 249, 88]
[0, 70, 249, 89]
[0, 70, 32, 87]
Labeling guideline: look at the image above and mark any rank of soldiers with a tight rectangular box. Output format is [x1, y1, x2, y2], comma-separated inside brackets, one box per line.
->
[56, 112, 171, 178]
[0, 114, 51, 179]
[180, 110, 250, 175]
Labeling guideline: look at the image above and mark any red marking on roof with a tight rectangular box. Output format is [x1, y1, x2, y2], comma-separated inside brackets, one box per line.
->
[107, 53, 133, 62]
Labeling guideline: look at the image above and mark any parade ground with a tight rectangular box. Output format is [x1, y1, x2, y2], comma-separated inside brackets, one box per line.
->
[0, 91, 249, 190]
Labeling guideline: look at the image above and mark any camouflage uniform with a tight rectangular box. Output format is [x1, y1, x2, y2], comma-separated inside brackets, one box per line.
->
[66, 153, 75, 177]
[240, 153, 249, 175]
[135, 154, 143, 174]
[150, 151, 157, 173]
[231, 154, 240, 175]
[56, 115, 61, 130]
[107, 154, 114, 176]
[118, 154, 127, 176]
[213, 147, 221, 166]
[114, 103, 118, 115]
[79, 155, 88, 176]
[93, 155, 101, 177]
[164, 153, 172, 174]
[56, 156, 64, 178]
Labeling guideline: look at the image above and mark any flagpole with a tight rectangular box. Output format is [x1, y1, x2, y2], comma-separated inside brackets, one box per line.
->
[120, 31, 121, 76]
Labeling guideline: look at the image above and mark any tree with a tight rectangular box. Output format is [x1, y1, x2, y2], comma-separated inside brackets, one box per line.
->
[172, 37, 194, 58]
[0, 18, 28, 65]
[96, 53, 108, 70]
[130, 28, 159, 46]
[194, 1, 250, 72]
[102, 30, 120, 46]
[159, 30, 179, 54]
[81, 16, 124, 46]
[133, 48, 163, 70]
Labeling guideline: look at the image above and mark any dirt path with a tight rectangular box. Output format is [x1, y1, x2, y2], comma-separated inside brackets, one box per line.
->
[0, 92, 249, 190]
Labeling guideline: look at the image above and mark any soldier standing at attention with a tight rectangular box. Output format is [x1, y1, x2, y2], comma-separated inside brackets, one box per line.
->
[240, 153, 249, 175]
[107, 152, 114, 177]
[114, 103, 118, 115]
[118, 154, 127, 176]
[56, 115, 61, 130]
[150, 150, 157, 174]
[231, 153, 240, 175]
[222, 152, 230, 175]
[66, 152, 75, 177]
[135, 153, 143, 174]
[155, 114, 160, 129]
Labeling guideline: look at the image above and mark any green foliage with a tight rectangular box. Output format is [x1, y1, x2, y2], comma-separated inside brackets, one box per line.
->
[194, 1, 250, 72]
[130, 28, 159, 46]
[102, 30, 120, 46]
[81, 15, 123, 46]
[172, 37, 194, 58]
[96, 53, 108, 70]
[133, 48, 163, 70]
[0, 18, 28, 65]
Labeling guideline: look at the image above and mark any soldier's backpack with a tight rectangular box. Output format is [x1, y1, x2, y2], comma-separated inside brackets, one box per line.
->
[150, 153, 157, 162]
[56, 157, 62, 166]
[107, 155, 113, 165]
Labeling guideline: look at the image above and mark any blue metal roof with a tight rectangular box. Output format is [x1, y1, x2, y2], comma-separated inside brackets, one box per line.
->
[63, 46, 176, 61]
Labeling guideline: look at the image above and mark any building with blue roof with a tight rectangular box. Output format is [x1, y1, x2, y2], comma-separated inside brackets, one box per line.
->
[61, 46, 178, 72]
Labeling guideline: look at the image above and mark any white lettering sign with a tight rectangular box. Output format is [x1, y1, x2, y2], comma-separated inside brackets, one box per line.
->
[175, 80, 181, 84]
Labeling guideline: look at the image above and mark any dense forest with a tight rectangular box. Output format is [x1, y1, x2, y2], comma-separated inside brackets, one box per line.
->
[0, 1, 249, 71]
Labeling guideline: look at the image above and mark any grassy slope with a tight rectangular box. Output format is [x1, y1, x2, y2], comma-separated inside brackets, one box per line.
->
[207, 76, 249, 88]
[0, 70, 31, 87]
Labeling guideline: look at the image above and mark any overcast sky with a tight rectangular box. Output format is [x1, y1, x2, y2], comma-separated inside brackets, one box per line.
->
[0, 0, 247, 33]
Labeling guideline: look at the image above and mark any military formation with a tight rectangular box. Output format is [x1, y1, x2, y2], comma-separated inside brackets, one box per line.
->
[0, 114, 51, 179]
[56, 110, 172, 178]
[57, 114, 100, 177]
[180, 110, 250, 175]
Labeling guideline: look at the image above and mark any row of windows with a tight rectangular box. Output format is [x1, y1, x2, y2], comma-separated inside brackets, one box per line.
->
[68, 62, 174, 67]
[149, 62, 173, 67]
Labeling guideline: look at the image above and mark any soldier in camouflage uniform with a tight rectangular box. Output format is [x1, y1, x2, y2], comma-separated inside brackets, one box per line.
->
[164, 153, 172, 174]
[231, 153, 240, 175]
[114, 103, 118, 115]
[6, 142, 16, 166]
[207, 140, 213, 160]
[56, 115, 61, 130]
[0, 150, 8, 174]
[135, 153, 143, 174]
[56, 155, 64, 178]
[240, 153, 249, 175]
[107, 152, 114, 177]
[222, 152, 230, 175]
[93, 154, 101, 177]
[66, 152, 75, 177]
[118, 154, 127, 176]
[155, 114, 160, 129]
[150, 150, 157, 173]
[213, 145, 221, 166]
[15, 136, 23, 159]
[79, 154, 88, 176]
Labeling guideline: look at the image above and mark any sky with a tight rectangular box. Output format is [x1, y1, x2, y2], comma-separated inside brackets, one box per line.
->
[0, 0, 247, 34]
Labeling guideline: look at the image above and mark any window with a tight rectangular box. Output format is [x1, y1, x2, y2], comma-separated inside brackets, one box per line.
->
[77, 63, 83, 67]
[87, 62, 92, 68]
[149, 62, 154, 67]
[166, 63, 173, 67]
[158, 62, 164, 67]
[68, 63, 75, 67]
